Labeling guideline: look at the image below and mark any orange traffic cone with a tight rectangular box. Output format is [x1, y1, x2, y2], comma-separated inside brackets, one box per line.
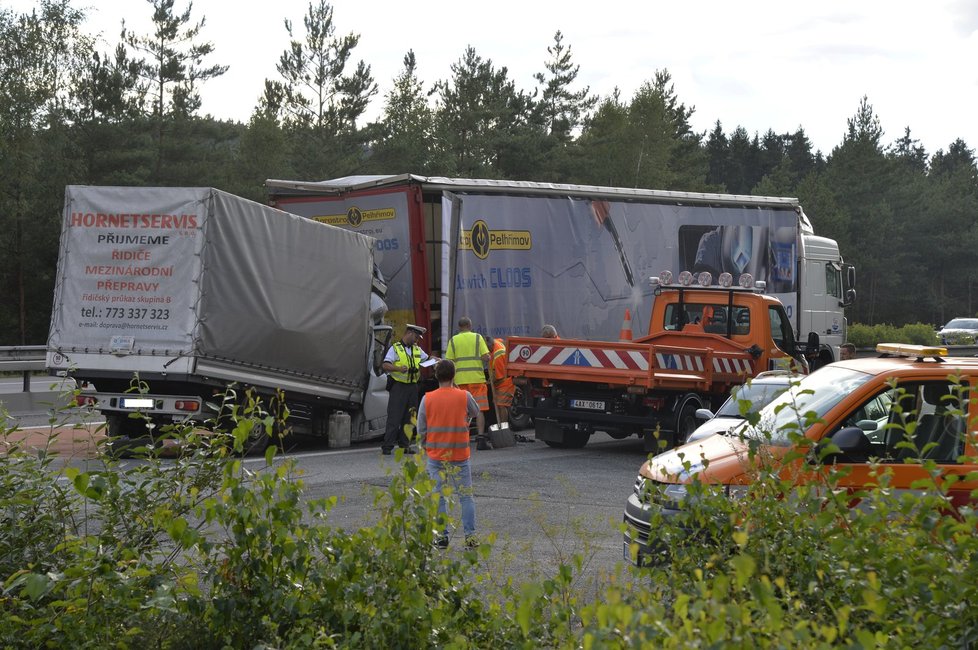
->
[619, 308, 633, 341]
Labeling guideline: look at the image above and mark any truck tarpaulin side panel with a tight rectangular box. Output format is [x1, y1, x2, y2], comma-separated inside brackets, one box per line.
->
[449, 194, 799, 341]
[273, 189, 415, 334]
[197, 190, 374, 388]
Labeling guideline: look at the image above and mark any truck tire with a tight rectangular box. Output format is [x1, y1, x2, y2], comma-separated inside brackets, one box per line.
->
[508, 386, 532, 431]
[104, 414, 152, 457]
[242, 425, 270, 457]
[675, 396, 703, 445]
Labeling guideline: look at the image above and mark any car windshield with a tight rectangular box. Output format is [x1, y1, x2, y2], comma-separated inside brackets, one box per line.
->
[715, 381, 790, 418]
[741, 366, 875, 446]
[945, 318, 978, 330]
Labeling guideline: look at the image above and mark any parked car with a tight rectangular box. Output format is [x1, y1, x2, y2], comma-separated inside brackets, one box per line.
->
[685, 371, 800, 444]
[938, 317, 978, 344]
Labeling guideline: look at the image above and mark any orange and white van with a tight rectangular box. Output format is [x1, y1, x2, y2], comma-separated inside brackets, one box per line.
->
[624, 344, 978, 565]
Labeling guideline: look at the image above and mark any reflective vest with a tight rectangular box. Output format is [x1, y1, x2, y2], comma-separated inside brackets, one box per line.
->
[446, 331, 487, 385]
[423, 387, 471, 462]
[390, 342, 422, 384]
[491, 340, 515, 395]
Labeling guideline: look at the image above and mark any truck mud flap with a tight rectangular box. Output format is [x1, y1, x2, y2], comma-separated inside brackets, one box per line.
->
[643, 428, 676, 455]
[534, 418, 564, 443]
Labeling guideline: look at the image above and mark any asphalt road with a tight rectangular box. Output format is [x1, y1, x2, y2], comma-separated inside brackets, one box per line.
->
[16, 408, 646, 588]
[251, 431, 644, 584]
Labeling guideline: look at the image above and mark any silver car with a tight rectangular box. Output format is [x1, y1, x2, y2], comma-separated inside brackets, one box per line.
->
[938, 318, 978, 345]
[685, 371, 799, 443]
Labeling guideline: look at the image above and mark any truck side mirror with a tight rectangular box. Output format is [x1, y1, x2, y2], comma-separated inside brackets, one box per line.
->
[806, 331, 820, 357]
[845, 265, 856, 290]
[842, 288, 856, 308]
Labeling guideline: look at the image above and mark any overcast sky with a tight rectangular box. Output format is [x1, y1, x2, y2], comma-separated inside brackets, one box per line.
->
[9, 0, 978, 157]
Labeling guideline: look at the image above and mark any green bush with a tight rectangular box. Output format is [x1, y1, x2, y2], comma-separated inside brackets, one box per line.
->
[3, 385, 978, 647]
[847, 322, 939, 347]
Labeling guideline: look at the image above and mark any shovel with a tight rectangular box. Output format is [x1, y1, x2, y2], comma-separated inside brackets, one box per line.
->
[487, 366, 516, 449]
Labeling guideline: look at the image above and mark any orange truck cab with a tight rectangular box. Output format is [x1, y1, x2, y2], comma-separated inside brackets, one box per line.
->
[507, 271, 817, 450]
[624, 343, 978, 565]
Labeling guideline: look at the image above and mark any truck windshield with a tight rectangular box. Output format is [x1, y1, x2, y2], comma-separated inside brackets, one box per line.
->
[741, 366, 874, 446]
[663, 303, 751, 335]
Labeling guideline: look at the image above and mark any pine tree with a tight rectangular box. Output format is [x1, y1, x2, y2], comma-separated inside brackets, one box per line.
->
[705, 121, 728, 189]
[369, 50, 436, 174]
[124, 0, 228, 181]
[432, 46, 533, 178]
[0, 0, 90, 342]
[534, 30, 596, 142]
[268, 0, 376, 178]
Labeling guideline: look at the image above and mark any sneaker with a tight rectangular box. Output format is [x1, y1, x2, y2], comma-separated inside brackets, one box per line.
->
[434, 534, 449, 549]
[464, 535, 479, 549]
[476, 438, 492, 451]
[381, 447, 393, 456]
[402, 445, 418, 455]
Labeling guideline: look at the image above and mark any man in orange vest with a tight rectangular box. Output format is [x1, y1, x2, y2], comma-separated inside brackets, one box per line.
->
[487, 336, 515, 426]
[418, 359, 480, 549]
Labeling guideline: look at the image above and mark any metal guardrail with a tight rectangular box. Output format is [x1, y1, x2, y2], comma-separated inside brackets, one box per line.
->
[0, 344, 974, 394]
[0, 345, 47, 392]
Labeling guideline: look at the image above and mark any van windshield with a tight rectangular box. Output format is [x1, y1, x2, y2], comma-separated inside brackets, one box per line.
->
[742, 366, 875, 446]
[715, 381, 791, 418]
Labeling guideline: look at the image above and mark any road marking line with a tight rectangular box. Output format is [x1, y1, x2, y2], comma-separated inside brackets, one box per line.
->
[242, 445, 386, 463]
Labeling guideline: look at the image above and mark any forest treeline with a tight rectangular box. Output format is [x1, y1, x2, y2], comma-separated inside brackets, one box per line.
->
[2, 0, 976, 344]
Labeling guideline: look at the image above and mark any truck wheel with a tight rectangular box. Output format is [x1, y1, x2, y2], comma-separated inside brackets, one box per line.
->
[104, 414, 151, 457]
[675, 397, 702, 445]
[508, 387, 532, 431]
[242, 426, 270, 457]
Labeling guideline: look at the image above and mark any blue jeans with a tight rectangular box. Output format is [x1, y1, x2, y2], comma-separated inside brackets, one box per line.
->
[426, 457, 476, 537]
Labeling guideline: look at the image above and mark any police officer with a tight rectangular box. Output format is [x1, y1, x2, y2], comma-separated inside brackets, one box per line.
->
[444, 316, 492, 450]
[381, 324, 429, 455]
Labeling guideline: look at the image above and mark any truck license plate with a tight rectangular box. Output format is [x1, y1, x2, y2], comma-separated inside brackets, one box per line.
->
[570, 399, 605, 410]
[121, 398, 155, 409]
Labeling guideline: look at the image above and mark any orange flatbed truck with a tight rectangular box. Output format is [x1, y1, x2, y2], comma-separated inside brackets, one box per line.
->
[506, 274, 817, 451]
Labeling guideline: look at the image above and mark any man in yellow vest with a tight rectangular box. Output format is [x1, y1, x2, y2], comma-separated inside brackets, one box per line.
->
[380, 324, 429, 455]
[444, 316, 492, 450]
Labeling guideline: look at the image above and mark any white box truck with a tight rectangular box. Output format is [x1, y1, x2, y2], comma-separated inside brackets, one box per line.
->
[46, 186, 392, 450]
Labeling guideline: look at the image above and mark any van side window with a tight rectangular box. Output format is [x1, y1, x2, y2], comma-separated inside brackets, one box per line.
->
[833, 382, 969, 464]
